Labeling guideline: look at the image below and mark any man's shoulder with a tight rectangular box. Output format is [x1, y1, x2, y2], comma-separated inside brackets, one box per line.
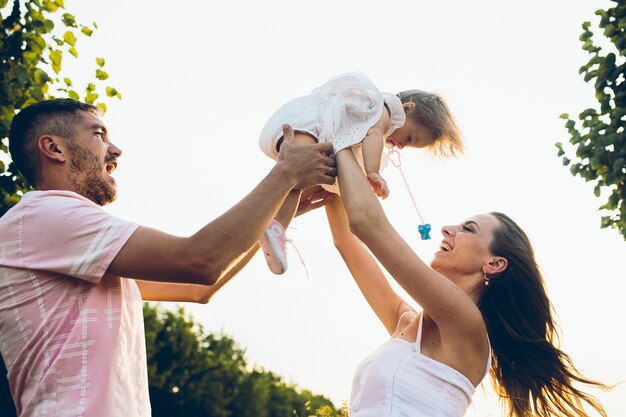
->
[1, 190, 101, 226]
[22, 190, 96, 210]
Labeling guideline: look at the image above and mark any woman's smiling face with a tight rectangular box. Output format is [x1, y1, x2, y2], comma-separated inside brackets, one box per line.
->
[430, 214, 501, 280]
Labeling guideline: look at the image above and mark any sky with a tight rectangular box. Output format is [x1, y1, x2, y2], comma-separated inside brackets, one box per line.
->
[48, 0, 626, 415]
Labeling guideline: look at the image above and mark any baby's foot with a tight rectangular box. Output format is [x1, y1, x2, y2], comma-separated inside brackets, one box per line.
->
[367, 172, 389, 199]
[259, 219, 288, 274]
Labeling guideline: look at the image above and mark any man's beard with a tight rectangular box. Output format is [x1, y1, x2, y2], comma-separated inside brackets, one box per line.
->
[67, 142, 116, 206]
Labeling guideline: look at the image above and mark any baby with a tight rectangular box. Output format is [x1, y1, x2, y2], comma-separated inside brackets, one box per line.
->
[258, 72, 462, 274]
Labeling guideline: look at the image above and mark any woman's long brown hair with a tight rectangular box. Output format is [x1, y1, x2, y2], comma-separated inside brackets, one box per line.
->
[478, 212, 609, 417]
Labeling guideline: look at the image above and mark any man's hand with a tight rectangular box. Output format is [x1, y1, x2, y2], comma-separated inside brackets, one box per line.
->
[296, 186, 336, 217]
[277, 124, 336, 189]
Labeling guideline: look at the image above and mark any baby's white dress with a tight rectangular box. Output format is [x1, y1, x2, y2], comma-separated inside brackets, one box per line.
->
[259, 72, 406, 159]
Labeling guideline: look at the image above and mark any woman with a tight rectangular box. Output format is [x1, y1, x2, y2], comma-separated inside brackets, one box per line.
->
[328, 147, 608, 417]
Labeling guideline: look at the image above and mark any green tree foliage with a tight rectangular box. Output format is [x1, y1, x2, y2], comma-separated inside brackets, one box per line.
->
[143, 303, 343, 417]
[144, 304, 245, 417]
[556, 1, 626, 240]
[0, 0, 121, 216]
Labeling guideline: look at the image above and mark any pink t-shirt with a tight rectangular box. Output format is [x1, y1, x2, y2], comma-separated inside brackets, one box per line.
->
[0, 190, 149, 417]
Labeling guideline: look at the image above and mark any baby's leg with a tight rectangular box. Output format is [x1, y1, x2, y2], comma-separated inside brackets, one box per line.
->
[261, 132, 318, 274]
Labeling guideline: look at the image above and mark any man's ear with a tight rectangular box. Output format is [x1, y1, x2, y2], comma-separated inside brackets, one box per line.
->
[486, 256, 508, 276]
[403, 101, 416, 113]
[38, 135, 67, 162]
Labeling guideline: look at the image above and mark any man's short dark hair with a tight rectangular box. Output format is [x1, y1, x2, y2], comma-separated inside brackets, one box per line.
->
[8, 99, 99, 185]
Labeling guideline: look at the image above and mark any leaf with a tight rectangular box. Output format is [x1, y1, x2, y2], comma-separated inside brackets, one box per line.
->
[105, 87, 122, 99]
[580, 108, 597, 118]
[22, 51, 38, 63]
[96, 102, 107, 114]
[49, 50, 62, 74]
[95, 69, 109, 80]
[29, 86, 44, 101]
[69, 47, 78, 58]
[87, 83, 96, 91]
[62, 13, 77, 27]
[15, 65, 29, 87]
[607, 192, 619, 210]
[33, 69, 50, 84]
[43, 19, 55, 33]
[32, 35, 47, 50]
[63, 31, 76, 47]
[68, 90, 80, 100]
[63, 77, 72, 86]
[85, 92, 99, 104]
[96, 57, 105, 67]
[81, 26, 93, 36]
[54, 0, 65, 7]
[600, 216, 613, 229]
[43, 0, 58, 12]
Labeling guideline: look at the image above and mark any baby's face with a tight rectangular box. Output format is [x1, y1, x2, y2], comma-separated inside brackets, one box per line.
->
[387, 119, 436, 149]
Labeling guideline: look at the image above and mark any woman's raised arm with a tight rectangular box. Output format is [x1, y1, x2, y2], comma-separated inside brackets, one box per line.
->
[326, 195, 412, 335]
[335, 148, 484, 343]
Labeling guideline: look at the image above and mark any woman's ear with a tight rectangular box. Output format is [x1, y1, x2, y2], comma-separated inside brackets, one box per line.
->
[486, 257, 508, 276]
[403, 101, 416, 114]
[38, 135, 67, 162]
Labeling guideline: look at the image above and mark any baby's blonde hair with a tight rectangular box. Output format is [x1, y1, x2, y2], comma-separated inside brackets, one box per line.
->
[397, 90, 463, 158]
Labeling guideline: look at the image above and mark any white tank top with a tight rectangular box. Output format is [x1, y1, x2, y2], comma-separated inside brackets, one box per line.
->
[349, 312, 491, 417]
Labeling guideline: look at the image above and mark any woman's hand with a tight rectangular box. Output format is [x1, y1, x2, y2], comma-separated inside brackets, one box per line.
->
[295, 186, 335, 217]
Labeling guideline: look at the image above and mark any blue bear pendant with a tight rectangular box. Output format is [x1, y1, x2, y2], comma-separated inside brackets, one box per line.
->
[418, 224, 431, 241]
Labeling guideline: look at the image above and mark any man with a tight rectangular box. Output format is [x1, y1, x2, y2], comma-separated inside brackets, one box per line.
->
[0, 99, 336, 416]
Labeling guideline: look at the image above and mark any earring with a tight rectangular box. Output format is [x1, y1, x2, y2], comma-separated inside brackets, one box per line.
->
[483, 270, 491, 286]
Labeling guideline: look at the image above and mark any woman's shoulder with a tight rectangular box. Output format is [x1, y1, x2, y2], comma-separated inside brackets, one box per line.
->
[395, 304, 419, 327]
